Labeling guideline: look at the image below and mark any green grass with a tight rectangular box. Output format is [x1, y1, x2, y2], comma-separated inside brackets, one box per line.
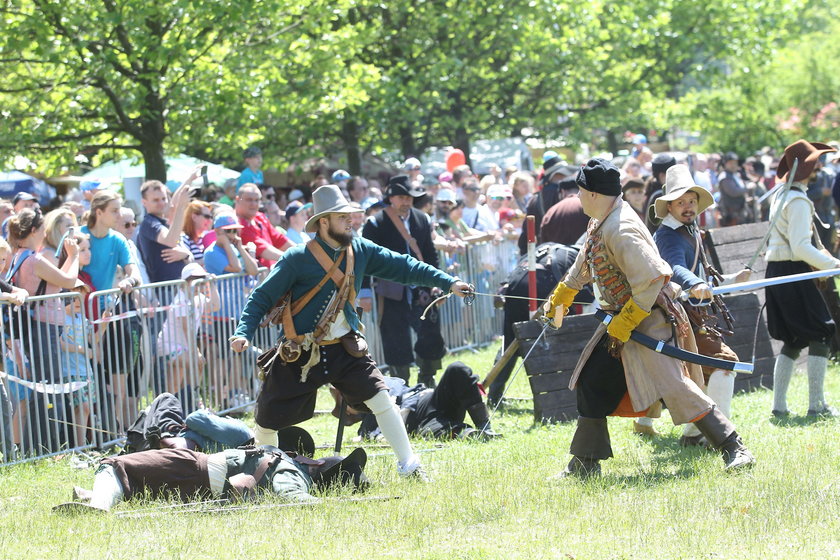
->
[1, 341, 838, 560]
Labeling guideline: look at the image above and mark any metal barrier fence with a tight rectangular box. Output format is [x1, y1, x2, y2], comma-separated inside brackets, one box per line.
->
[0, 238, 520, 465]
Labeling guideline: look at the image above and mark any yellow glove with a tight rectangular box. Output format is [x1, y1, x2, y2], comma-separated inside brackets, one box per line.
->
[543, 282, 578, 320]
[606, 299, 650, 343]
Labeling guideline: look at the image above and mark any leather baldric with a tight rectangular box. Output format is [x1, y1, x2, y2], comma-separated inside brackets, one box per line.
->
[384, 206, 425, 263]
[282, 240, 356, 345]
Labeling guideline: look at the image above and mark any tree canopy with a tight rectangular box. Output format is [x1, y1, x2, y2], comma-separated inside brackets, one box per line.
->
[0, 0, 834, 181]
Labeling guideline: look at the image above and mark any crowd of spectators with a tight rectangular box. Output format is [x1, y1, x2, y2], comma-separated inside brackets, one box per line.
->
[2, 138, 840, 459]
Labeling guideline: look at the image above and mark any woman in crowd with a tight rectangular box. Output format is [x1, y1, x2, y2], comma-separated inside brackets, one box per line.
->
[41, 208, 78, 265]
[181, 200, 214, 265]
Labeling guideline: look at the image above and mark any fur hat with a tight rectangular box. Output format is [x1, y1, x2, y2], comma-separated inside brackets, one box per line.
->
[777, 139, 836, 183]
[575, 158, 621, 196]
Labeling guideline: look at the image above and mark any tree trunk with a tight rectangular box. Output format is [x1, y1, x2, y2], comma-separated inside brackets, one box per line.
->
[141, 141, 167, 183]
[451, 92, 471, 166]
[342, 116, 362, 176]
[399, 125, 417, 160]
[606, 130, 619, 156]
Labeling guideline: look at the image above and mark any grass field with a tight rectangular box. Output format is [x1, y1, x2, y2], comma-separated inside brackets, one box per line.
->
[0, 341, 838, 560]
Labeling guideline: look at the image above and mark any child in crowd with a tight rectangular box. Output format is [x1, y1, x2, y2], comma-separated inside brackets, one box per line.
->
[0, 237, 29, 458]
[59, 281, 109, 445]
[156, 263, 220, 411]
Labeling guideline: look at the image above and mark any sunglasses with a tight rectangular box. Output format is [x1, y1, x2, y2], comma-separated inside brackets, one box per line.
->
[201, 213, 213, 219]
[124, 221, 137, 228]
[264, 194, 275, 200]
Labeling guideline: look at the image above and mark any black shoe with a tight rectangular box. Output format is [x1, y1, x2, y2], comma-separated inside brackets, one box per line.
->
[806, 406, 839, 417]
[771, 409, 791, 418]
[548, 456, 601, 480]
[720, 434, 756, 471]
[678, 435, 709, 448]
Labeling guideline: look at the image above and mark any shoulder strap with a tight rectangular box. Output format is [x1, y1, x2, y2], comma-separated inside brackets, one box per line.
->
[6, 249, 33, 283]
[384, 206, 425, 263]
[289, 241, 345, 316]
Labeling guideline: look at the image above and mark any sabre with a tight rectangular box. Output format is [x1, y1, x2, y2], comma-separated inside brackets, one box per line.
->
[680, 267, 840, 300]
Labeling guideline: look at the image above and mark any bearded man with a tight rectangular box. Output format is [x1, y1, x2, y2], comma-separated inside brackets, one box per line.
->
[230, 185, 471, 481]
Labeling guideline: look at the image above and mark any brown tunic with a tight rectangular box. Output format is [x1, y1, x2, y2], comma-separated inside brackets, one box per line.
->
[101, 448, 211, 501]
[564, 199, 712, 424]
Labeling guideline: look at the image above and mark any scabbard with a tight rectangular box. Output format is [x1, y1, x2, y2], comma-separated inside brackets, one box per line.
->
[595, 310, 754, 374]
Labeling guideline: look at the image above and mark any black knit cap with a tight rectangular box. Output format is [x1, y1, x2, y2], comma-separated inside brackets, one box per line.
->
[651, 153, 677, 177]
[575, 158, 621, 196]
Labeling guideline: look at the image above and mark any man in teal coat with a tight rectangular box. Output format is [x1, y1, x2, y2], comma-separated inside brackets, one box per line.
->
[230, 185, 471, 481]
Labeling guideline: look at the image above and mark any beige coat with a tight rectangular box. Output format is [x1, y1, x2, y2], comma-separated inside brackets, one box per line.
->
[564, 199, 711, 424]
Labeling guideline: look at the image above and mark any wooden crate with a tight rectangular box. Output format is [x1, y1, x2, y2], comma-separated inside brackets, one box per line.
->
[513, 292, 773, 424]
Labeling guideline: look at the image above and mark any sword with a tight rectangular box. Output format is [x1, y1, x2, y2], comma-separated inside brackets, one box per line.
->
[595, 310, 754, 373]
[680, 267, 840, 300]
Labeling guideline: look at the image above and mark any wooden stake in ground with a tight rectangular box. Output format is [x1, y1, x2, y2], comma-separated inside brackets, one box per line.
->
[481, 339, 520, 389]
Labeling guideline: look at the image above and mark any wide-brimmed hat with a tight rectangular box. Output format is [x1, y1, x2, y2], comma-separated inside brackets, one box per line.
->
[276, 426, 315, 458]
[654, 164, 714, 218]
[385, 175, 425, 198]
[542, 157, 576, 184]
[777, 139, 836, 183]
[305, 184, 362, 233]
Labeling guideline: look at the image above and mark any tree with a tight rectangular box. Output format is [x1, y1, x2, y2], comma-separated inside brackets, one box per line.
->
[0, 0, 356, 181]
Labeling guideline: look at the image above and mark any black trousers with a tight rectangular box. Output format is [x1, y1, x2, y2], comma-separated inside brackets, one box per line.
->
[412, 361, 483, 437]
[255, 344, 387, 430]
[379, 287, 445, 367]
[575, 334, 627, 419]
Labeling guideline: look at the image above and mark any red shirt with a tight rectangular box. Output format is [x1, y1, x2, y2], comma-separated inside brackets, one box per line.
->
[238, 212, 290, 268]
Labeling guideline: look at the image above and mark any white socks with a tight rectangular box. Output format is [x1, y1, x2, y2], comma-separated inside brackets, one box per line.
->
[365, 390, 416, 468]
[807, 355, 829, 412]
[773, 354, 795, 413]
[253, 424, 278, 448]
[635, 417, 654, 427]
[706, 369, 735, 419]
[89, 465, 124, 511]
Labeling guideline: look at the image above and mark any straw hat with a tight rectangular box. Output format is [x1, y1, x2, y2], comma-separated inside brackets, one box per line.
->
[304, 185, 362, 233]
[653, 164, 714, 219]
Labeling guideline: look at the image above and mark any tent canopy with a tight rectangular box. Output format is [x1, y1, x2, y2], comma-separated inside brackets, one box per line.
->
[83, 154, 240, 188]
[0, 170, 55, 204]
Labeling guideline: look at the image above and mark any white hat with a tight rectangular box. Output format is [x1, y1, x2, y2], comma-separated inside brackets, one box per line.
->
[435, 188, 457, 203]
[289, 189, 305, 202]
[181, 262, 209, 281]
[403, 157, 421, 171]
[305, 185, 363, 233]
[653, 164, 714, 218]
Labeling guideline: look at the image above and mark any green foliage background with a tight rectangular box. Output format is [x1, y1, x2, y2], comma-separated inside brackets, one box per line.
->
[0, 0, 836, 179]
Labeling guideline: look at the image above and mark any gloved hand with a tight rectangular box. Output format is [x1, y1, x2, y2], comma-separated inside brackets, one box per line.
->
[543, 282, 578, 320]
[606, 299, 650, 343]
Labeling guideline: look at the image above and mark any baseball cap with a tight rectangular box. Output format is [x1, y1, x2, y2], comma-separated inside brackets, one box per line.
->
[213, 214, 243, 230]
[181, 262, 209, 281]
[285, 200, 313, 218]
[288, 189, 305, 202]
[435, 188, 457, 203]
[331, 169, 351, 183]
[486, 184, 508, 199]
[80, 180, 108, 192]
[403, 157, 421, 171]
[438, 171, 453, 183]
[12, 192, 37, 204]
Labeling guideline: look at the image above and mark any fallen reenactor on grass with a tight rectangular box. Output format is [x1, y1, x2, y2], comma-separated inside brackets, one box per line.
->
[123, 392, 254, 454]
[331, 361, 501, 441]
[54, 442, 368, 514]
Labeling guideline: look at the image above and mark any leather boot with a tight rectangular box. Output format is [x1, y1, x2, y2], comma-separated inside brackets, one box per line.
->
[418, 370, 437, 388]
[389, 365, 411, 383]
[551, 417, 612, 479]
[466, 402, 501, 439]
[692, 406, 755, 471]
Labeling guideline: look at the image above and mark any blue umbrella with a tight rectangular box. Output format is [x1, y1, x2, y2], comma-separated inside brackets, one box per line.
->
[0, 170, 54, 204]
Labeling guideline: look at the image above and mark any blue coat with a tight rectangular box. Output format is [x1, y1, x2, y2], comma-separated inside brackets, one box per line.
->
[652, 224, 705, 291]
[234, 235, 457, 341]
